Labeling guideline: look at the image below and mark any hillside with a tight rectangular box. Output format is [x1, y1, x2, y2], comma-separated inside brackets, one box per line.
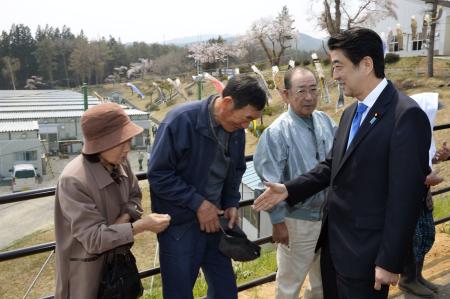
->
[92, 56, 450, 146]
[92, 56, 450, 189]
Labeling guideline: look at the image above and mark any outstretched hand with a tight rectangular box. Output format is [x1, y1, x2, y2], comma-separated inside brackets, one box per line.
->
[425, 168, 444, 186]
[252, 182, 288, 212]
[434, 141, 449, 163]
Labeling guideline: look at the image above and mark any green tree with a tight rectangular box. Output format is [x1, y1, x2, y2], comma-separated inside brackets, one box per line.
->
[8, 24, 37, 88]
[90, 39, 112, 84]
[0, 31, 11, 89]
[106, 36, 128, 76]
[34, 25, 58, 84]
[69, 32, 91, 85]
[55, 26, 75, 87]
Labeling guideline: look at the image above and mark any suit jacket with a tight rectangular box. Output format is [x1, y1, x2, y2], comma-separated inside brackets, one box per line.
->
[285, 81, 431, 279]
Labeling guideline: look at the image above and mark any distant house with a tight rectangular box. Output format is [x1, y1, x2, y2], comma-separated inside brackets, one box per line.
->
[372, 0, 450, 56]
[0, 121, 42, 179]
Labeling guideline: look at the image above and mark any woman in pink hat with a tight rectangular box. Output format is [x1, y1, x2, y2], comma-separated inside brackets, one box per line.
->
[54, 103, 170, 299]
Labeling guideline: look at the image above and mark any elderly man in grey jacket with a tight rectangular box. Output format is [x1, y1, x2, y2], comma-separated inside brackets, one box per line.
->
[254, 67, 336, 299]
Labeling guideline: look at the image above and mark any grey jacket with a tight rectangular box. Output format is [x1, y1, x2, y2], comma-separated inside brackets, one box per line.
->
[254, 107, 336, 223]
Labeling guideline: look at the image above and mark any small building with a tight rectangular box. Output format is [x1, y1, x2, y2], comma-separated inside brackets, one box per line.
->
[239, 161, 271, 240]
[0, 90, 151, 156]
[373, 0, 450, 56]
[0, 121, 42, 179]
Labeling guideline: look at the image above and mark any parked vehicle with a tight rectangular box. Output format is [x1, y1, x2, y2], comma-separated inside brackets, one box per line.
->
[11, 164, 38, 192]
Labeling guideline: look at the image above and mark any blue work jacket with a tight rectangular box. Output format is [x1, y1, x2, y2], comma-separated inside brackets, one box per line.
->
[148, 95, 246, 226]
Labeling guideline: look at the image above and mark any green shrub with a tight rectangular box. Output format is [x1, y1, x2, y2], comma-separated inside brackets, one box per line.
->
[240, 65, 251, 74]
[255, 62, 267, 71]
[385, 53, 400, 64]
[145, 103, 160, 112]
[266, 79, 275, 89]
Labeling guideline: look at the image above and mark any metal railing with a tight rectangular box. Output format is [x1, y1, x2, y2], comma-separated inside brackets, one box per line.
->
[0, 124, 449, 298]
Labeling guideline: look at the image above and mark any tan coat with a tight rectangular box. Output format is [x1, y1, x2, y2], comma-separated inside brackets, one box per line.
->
[54, 155, 142, 299]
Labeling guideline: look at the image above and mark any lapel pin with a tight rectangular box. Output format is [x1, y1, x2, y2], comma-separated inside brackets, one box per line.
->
[369, 113, 379, 125]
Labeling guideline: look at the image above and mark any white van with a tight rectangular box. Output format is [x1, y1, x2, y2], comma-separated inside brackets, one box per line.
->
[11, 164, 37, 192]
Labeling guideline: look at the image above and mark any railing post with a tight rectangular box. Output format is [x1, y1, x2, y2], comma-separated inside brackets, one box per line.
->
[82, 83, 88, 111]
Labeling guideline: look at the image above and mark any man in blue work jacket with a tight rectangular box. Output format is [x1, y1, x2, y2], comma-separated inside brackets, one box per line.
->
[148, 74, 267, 299]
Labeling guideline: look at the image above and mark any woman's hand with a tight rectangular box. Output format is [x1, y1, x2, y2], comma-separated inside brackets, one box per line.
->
[132, 213, 171, 234]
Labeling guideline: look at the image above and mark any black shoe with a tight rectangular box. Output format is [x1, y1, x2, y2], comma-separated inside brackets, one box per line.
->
[417, 258, 439, 293]
[398, 280, 435, 298]
[418, 277, 439, 293]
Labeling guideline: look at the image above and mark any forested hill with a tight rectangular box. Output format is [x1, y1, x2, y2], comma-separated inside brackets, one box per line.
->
[0, 22, 322, 90]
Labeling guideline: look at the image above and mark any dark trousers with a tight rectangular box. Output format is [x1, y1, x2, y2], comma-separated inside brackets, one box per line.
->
[158, 222, 237, 299]
[321, 238, 389, 299]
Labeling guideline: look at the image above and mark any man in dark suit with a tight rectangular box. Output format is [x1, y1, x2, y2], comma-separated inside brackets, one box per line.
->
[253, 27, 431, 299]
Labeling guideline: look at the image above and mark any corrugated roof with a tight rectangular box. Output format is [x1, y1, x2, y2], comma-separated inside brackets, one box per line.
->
[0, 90, 88, 99]
[0, 101, 100, 107]
[0, 90, 100, 104]
[241, 161, 263, 191]
[0, 105, 98, 112]
[0, 90, 147, 121]
[0, 121, 39, 132]
[0, 109, 149, 120]
[0, 100, 100, 107]
[0, 98, 99, 102]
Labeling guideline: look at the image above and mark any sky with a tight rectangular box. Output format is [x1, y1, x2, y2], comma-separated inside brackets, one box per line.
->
[0, 0, 327, 43]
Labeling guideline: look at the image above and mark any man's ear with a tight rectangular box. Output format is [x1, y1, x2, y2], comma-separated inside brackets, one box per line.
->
[361, 56, 374, 75]
[280, 89, 290, 104]
[222, 96, 235, 109]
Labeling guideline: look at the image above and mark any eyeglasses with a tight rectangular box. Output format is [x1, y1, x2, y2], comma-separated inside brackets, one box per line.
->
[293, 87, 320, 98]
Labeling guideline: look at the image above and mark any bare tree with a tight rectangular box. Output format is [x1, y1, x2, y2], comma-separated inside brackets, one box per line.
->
[1, 56, 21, 90]
[427, 0, 438, 77]
[423, 0, 450, 77]
[315, 0, 397, 35]
[249, 6, 296, 66]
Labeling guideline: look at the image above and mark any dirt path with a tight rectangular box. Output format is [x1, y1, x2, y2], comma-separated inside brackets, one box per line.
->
[239, 231, 450, 299]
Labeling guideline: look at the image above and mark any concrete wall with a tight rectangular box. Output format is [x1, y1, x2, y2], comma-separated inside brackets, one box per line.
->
[444, 15, 450, 55]
[239, 184, 272, 239]
[0, 137, 42, 178]
[37, 117, 150, 153]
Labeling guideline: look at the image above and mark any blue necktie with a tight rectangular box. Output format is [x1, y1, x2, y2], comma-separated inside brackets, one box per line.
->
[347, 103, 368, 149]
